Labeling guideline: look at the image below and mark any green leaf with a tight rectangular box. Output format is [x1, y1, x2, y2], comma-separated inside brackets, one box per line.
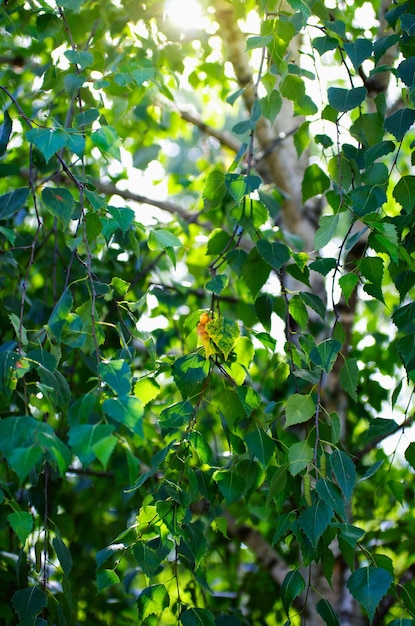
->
[173, 353, 209, 399]
[310, 257, 337, 276]
[398, 57, 415, 87]
[132, 541, 163, 577]
[298, 499, 334, 546]
[188, 431, 212, 463]
[131, 60, 155, 85]
[148, 228, 182, 250]
[347, 567, 393, 622]
[405, 442, 415, 470]
[302, 164, 330, 202]
[68, 424, 115, 465]
[314, 214, 339, 249]
[159, 400, 194, 431]
[99, 360, 132, 396]
[328, 87, 367, 112]
[205, 274, 228, 295]
[244, 429, 275, 466]
[316, 479, 346, 520]
[203, 169, 226, 209]
[206, 317, 240, 360]
[137, 584, 170, 621]
[242, 247, 271, 297]
[0, 109, 12, 157]
[300, 292, 326, 321]
[53, 534, 73, 576]
[74, 108, 100, 128]
[281, 570, 306, 614]
[96, 569, 120, 592]
[103, 396, 144, 436]
[330, 450, 356, 502]
[344, 39, 372, 70]
[364, 418, 398, 443]
[134, 377, 160, 405]
[310, 339, 341, 373]
[288, 440, 313, 476]
[285, 393, 315, 427]
[339, 273, 359, 305]
[64, 49, 93, 69]
[7, 511, 33, 544]
[0, 188, 30, 220]
[92, 126, 121, 160]
[385, 108, 415, 141]
[313, 35, 339, 57]
[26, 127, 67, 162]
[257, 239, 290, 270]
[393, 176, 415, 212]
[316, 599, 340, 626]
[340, 357, 359, 401]
[181, 607, 216, 626]
[11, 587, 47, 621]
[42, 187, 74, 227]
[107, 206, 135, 234]
[214, 469, 246, 504]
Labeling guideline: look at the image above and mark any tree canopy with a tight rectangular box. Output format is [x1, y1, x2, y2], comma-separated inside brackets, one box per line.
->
[1, 0, 415, 624]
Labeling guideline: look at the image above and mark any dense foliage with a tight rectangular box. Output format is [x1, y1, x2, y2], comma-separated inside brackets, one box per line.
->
[1, 0, 415, 624]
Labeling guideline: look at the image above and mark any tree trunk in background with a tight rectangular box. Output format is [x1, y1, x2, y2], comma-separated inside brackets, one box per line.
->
[214, 3, 394, 624]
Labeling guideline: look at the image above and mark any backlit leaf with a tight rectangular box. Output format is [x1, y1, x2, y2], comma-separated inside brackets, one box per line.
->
[137, 584, 169, 621]
[206, 317, 240, 360]
[285, 393, 315, 427]
[7, 511, 33, 544]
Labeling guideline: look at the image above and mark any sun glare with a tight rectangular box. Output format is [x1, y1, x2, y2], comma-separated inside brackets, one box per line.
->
[165, 0, 204, 30]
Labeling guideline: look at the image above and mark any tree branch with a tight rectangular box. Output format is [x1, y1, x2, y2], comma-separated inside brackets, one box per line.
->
[91, 179, 202, 224]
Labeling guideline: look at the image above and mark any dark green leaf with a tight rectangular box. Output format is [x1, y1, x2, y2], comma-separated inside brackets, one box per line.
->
[53, 535, 73, 576]
[244, 429, 275, 466]
[214, 469, 246, 504]
[330, 450, 356, 502]
[405, 442, 415, 470]
[385, 109, 415, 141]
[181, 607, 216, 626]
[347, 567, 393, 622]
[393, 176, 415, 212]
[281, 570, 306, 614]
[205, 274, 228, 295]
[257, 239, 290, 271]
[339, 273, 359, 305]
[340, 357, 359, 400]
[0, 109, 12, 157]
[0, 188, 30, 220]
[344, 39, 372, 70]
[11, 587, 47, 621]
[316, 479, 346, 520]
[298, 499, 334, 546]
[316, 599, 340, 626]
[310, 339, 341, 373]
[26, 127, 67, 162]
[159, 400, 194, 431]
[328, 87, 367, 112]
[312, 36, 338, 56]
